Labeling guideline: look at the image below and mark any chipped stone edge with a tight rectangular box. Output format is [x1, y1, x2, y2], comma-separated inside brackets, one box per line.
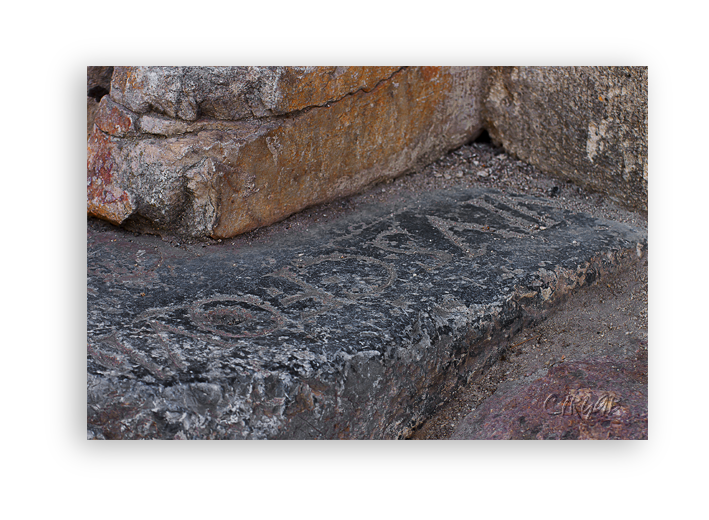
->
[87, 243, 646, 440]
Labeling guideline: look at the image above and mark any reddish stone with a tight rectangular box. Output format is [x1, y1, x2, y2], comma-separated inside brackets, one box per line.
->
[86, 131, 133, 224]
[451, 352, 648, 440]
[94, 96, 139, 137]
[87, 66, 114, 139]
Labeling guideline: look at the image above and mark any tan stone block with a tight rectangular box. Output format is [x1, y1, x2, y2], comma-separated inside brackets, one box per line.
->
[213, 67, 482, 237]
[87, 66, 485, 238]
[271, 66, 402, 114]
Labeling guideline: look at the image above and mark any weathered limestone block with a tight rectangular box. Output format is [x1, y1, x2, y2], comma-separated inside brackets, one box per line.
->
[484, 67, 647, 213]
[87, 66, 485, 237]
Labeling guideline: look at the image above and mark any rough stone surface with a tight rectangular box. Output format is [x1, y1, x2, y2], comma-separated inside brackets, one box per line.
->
[87, 66, 114, 139]
[87, 186, 647, 439]
[86, 66, 485, 237]
[484, 66, 647, 213]
[410, 239, 648, 440]
[450, 353, 648, 440]
[109, 66, 402, 121]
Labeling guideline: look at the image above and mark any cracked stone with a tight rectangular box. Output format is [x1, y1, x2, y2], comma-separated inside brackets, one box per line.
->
[87, 67, 485, 237]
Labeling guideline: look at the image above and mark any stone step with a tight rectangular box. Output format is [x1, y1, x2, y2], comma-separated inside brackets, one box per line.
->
[87, 187, 647, 439]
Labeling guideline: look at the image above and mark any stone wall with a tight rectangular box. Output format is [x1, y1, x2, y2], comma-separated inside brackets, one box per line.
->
[86, 66, 648, 238]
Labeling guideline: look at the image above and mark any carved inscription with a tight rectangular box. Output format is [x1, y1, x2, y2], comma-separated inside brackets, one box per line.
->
[88, 192, 564, 378]
[141, 295, 286, 340]
[264, 252, 397, 320]
[428, 194, 560, 258]
[543, 389, 621, 420]
[370, 223, 453, 269]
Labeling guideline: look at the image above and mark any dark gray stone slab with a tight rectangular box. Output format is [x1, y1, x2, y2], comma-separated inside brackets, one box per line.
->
[87, 188, 647, 439]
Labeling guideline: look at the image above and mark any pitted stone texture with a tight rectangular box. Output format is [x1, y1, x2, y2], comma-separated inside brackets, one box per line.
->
[87, 66, 114, 139]
[450, 352, 648, 440]
[110, 66, 402, 121]
[87, 187, 647, 439]
[484, 66, 647, 213]
[88, 66, 485, 237]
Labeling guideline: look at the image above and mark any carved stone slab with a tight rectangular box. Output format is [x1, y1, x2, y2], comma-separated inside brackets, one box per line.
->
[87, 188, 647, 439]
